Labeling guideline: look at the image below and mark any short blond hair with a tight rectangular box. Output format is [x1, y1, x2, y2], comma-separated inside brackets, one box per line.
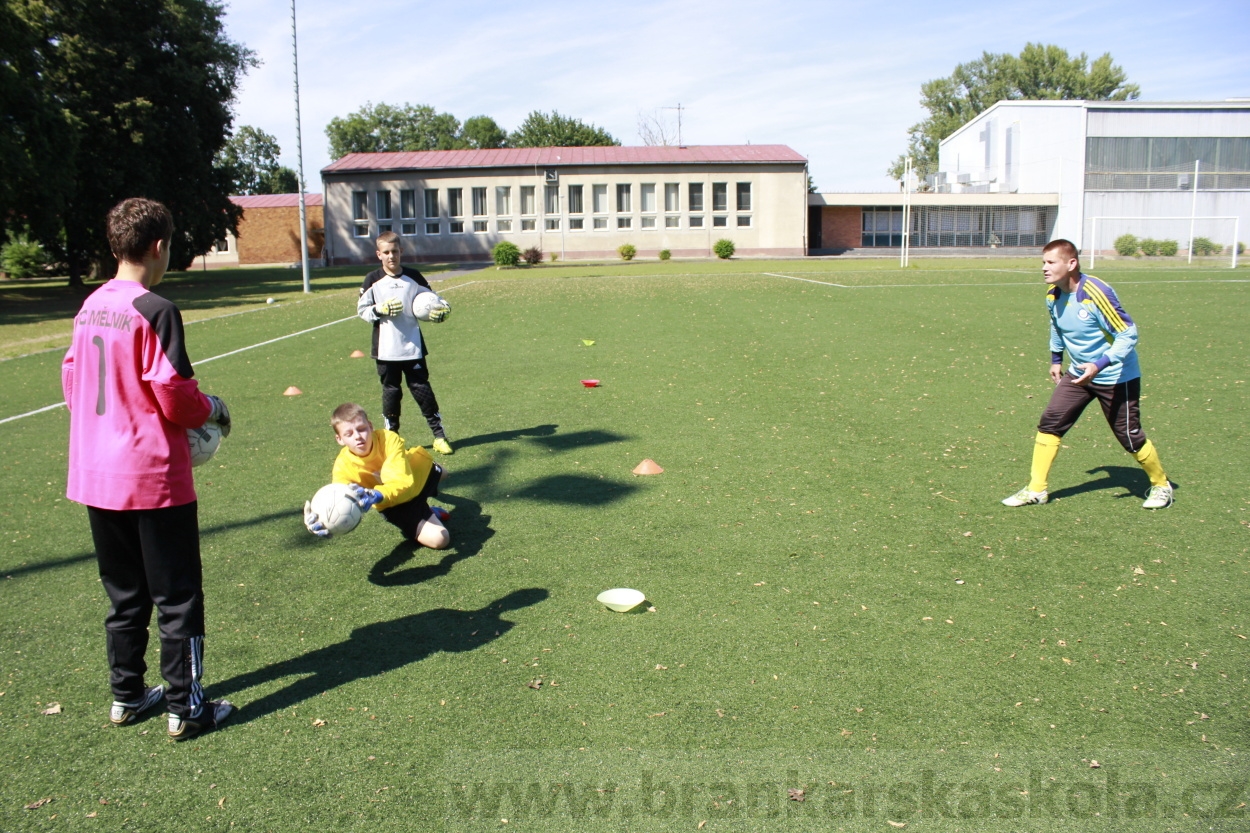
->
[375, 230, 400, 249]
[331, 402, 369, 433]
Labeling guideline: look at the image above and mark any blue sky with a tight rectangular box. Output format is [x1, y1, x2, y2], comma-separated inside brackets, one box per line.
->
[221, 0, 1250, 193]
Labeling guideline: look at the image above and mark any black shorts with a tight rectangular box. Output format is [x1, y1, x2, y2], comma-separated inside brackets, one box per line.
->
[378, 463, 442, 539]
[1037, 375, 1147, 453]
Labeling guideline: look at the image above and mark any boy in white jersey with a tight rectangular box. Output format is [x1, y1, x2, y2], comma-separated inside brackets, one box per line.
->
[357, 231, 453, 455]
[1002, 239, 1172, 510]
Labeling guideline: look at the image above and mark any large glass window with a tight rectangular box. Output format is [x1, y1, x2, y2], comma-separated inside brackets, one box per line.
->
[712, 182, 728, 212]
[495, 186, 511, 216]
[616, 183, 631, 213]
[567, 185, 583, 214]
[688, 183, 704, 212]
[472, 187, 487, 216]
[424, 189, 439, 218]
[664, 183, 680, 212]
[400, 189, 417, 219]
[448, 188, 464, 233]
[592, 184, 608, 214]
[736, 182, 751, 211]
[1085, 136, 1250, 190]
[352, 191, 369, 237]
[520, 185, 536, 216]
[545, 185, 560, 215]
[376, 190, 392, 221]
[640, 183, 656, 213]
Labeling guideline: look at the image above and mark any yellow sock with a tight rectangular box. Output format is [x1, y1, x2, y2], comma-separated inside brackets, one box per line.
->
[1028, 432, 1062, 493]
[1132, 440, 1168, 487]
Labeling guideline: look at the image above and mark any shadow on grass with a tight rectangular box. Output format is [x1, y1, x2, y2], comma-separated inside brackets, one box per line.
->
[213, 587, 549, 723]
[452, 424, 558, 451]
[451, 425, 630, 454]
[368, 493, 491, 587]
[1049, 465, 1177, 502]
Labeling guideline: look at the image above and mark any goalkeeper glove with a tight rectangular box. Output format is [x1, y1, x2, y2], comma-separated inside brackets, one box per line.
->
[428, 301, 451, 323]
[205, 395, 231, 438]
[348, 484, 385, 510]
[374, 298, 404, 317]
[303, 501, 329, 538]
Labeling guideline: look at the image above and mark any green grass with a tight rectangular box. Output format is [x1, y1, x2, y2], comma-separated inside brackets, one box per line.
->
[1, 258, 1247, 831]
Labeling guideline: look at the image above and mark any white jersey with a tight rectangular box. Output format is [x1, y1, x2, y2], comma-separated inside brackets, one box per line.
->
[357, 273, 438, 361]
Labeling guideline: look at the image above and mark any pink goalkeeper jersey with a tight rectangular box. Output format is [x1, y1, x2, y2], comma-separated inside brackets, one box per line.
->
[62, 279, 212, 510]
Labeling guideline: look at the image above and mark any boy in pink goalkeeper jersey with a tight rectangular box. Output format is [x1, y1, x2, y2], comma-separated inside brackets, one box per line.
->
[62, 198, 234, 741]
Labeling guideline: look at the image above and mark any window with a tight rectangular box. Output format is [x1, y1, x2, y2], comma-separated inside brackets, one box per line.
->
[472, 187, 487, 216]
[546, 218, 560, 230]
[712, 182, 728, 212]
[402, 223, 417, 235]
[592, 184, 608, 214]
[400, 189, 417, 219]
[617, 216, 632, 229]
[495, 186, 511, 216]
[640, 183, 656, 213]
[497, 219, 512, 232]
[616, 183, 632, 213]
[424, 189, 439, 218]
[736, 182, 751, 211]
[569, 217, 584, 230]
[689, 215, 704, 228]
[377, 190, 392, 221]
[665, 216, 680, 228]
[688, 183, 704, 212]
[567, 185, 583, 214]
[426, 221, 440, 235]
[212, 238, 229, 253]
[593, 216, 608, 230]
[352, 191, 369, 237]
[664, 183, 680, 212]
[520, 185, 536, 216]
[448, 188, 464, 233]
[736, 215, 751, 227]
[521, 219, 536, 231]
[641, 216, 656, 229]
[712, 215, 727, 227]
[473, 220, 487, 233]
[378, 224, 392, 234]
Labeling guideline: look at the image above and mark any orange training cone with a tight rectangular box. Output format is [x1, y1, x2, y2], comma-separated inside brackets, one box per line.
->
[283, 386, 302, 396]
[350, 350, 366, 358]
[632, 459, 663, 475]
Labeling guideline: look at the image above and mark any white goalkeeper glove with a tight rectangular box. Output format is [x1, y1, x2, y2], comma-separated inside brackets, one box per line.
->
[348, 483, 385, 510]
[428, 301, 451, 323]
[303, 501, 329, 537]
[205, 395, 231, 438]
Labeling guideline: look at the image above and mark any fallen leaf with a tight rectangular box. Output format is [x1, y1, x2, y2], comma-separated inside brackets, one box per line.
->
[888, 821, 907, 828]
[648, 712, 666, 718]
[42, 703, 62, 715]
[312, 718, 327, 727]
[787, 788, 805, 802]
[647, 606, 657, 613]
[217, 797, 226, 809]
[1133, 566, 1146, 575]
[945, 619, 954, 624]
[1090, 761, 1100, 768]
[25, 798, 52, 810]
[1062, 658, 1072, 664]
[99, 799, 109, 805]
[840, 728, 853, 737]
[922, 616, 933, 621]
[753, 582, 765, 586]
[527, 680, 542, 690]
[963, 531, 972, 537]
[655, 664, 667, 670]
[698, 822, 706, 830]
[716, 709, 725, 718]
[86, 812, 98, 818]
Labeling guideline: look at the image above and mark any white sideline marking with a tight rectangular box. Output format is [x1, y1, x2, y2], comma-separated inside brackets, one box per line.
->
[0, 280, 475, 426]
[764, 272, 1250, 290]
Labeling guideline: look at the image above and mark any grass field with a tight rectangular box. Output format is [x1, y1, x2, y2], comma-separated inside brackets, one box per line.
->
[1, 257, 1247, 831]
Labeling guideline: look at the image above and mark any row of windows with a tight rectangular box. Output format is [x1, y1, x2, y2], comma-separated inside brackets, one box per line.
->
[859, 206, 1051, 248]
[364, 213, 752, 238]
[350, 182, 752, 237]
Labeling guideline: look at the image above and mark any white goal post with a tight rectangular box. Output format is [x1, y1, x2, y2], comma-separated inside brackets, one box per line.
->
[1088, 215, 1240, 268]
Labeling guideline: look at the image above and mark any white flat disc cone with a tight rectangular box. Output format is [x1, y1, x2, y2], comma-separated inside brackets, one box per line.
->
[596, 588, 645, 613]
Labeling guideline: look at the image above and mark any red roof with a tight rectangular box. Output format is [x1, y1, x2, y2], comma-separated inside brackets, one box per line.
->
[322, 145, 806, 174]
[229, 193, 323, 208]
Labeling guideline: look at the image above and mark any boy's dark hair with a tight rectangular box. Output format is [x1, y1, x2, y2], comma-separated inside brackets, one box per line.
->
[107, 198, 174, 263]
[376, 230, 401, 248]
[331, 402, 370, 430]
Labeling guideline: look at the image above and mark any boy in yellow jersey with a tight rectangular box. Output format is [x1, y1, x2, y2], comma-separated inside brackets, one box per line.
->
[303, 403, 450, 547]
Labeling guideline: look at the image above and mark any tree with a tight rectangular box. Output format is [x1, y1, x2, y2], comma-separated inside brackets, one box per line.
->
[217, 125, 285, 195]
[637, 109, 677, 146]
[889, 43, 1138, 181]
[325, 102, 463, 158]
[460, 115, 508, 149]
[260, 166, 300, 195]
[509, 110, 619, 148]
[10, 0, 253, 283]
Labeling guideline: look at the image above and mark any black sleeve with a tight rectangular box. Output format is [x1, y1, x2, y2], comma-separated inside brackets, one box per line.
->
[133, 293, 195, 379]
[404, 266, 431, 289]
[360, 268, 383, 297]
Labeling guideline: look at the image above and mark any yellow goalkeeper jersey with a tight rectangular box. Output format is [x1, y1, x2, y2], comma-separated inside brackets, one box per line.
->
[331, 429, 434, 511]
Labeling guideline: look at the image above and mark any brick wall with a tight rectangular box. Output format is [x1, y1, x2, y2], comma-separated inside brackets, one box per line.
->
[820, 206, 861, 249]
[236, 205, 324, 265]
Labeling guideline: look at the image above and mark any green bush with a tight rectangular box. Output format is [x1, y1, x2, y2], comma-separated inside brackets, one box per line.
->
[548, 252, 559, 263]
[1239, 242, 1246, 256]
[1191, 237, 1221, 256]
[658, 249, 671, 261]
[492, 241, 520, 267]
[1, 232, 48, 279]
[1139, 238, 1159, 256]
[713, 239, 735, 259]
[1159, 239, 1179, 257]
[522, 246, 543, 265]
[617, 244, 636, 261]
[1113, 234, 1139, 257]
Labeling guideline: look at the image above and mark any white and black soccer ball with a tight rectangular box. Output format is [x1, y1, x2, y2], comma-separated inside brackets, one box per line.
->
[412, 291, 449, 321]
[187, 422, 223, 468]
[308, 483, 364, 536]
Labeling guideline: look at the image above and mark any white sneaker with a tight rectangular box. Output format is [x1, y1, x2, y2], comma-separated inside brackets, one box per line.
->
[1142, 484, 1173, 510]
[1002, 488, 1048, 507]
[109, 685, 165, 725]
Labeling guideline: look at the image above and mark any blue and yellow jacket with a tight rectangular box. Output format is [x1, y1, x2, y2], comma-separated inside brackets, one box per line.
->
[1046, 273, 1141, 385]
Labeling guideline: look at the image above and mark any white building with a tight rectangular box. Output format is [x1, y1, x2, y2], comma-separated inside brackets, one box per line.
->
[937, 100, 1250, 255]
[320, 146, 809, 263]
